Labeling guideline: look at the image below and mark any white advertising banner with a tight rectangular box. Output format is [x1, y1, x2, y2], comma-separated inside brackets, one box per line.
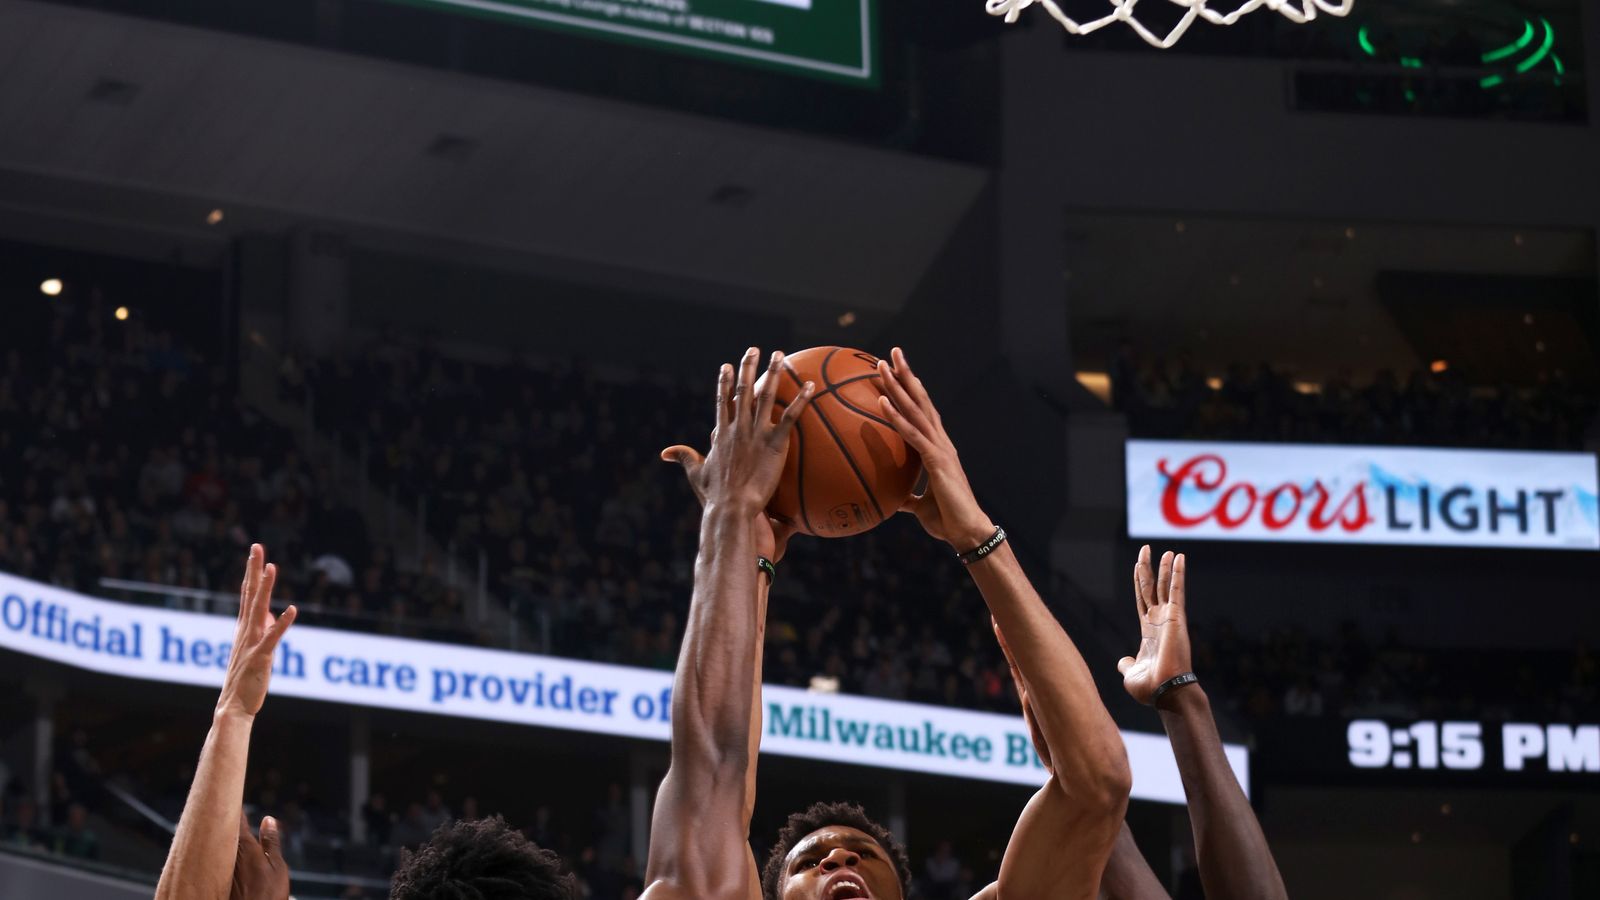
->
[1126, 440, 1600, 550]
[0, 571, 1239, 804]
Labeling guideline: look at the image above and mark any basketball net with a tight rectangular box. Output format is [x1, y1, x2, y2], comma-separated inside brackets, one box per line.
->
[984, 0, 1354, 49]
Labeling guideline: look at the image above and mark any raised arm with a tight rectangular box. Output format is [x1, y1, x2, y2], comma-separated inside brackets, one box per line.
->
[1119, 548, 1286, 900]
[990, 622, 1167, 900]
[155, 545, 297, 900]
[660, 438, 801, 900]
[643, 349, 813, 900]
[876, 348, 1130, 900]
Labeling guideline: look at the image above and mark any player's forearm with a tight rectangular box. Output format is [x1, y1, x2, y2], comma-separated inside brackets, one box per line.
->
[742, 578, 771, 823]
[969, 544, 1131, 805]
[1098, 822, 1170, 900]
[1157, 686, 1286, 900]
[670, 505, 760, 771]
[155, 711, 254, 900]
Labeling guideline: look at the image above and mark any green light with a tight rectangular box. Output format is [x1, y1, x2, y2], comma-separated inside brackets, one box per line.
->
[1480, 74, 1504, 89]
[1552, 55, 1565, 76]
[1516, 19, 1554, 75]
[1404, 89, 1417, 102]
[1482, 20, 1535, 64]
[1400, 56, 1423, 69]
[1358, 25, 1376, 57]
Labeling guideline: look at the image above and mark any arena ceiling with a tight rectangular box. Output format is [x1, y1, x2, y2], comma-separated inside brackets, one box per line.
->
[0, 0, 988, 326]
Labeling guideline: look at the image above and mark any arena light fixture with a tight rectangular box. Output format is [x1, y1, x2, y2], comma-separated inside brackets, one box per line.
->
[40, 278, 63, 297]
[1430, 360, 1448, 374]
[115, 306, 130, 321]
[206, 208, 225, 226]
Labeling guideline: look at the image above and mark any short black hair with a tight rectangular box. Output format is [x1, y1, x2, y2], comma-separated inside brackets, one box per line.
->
[760, 801, 912, 900]
[390, 816, 577, 900]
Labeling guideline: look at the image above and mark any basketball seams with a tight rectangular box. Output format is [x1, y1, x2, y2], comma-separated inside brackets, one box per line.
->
[784, 354, 887, 530]
[819, 347, 893, 428]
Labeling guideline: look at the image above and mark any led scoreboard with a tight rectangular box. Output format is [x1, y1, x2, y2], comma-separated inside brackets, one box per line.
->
[385, 0, 877, 84]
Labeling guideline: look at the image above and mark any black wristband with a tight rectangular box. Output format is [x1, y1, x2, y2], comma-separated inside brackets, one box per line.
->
[957, 526, 1007, 566]
[757, 556, 776, 584]
[1151, 672, 1198, 706]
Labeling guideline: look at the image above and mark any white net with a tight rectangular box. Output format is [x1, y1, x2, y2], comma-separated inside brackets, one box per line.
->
[984, 0, 1354, 49]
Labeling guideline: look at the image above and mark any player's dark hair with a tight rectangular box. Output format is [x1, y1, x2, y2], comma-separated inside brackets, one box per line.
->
[760, 801, 912, 900]
[390, 815, 577, 900]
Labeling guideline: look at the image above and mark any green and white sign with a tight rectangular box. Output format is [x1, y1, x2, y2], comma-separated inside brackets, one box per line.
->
[391, 0, 876, 84]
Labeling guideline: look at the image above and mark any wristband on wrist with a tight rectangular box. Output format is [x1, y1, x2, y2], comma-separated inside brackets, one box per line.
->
[956, 526, 1007, 566]
[757, 556, 777, 584]
[1151, 672, 1198, 706]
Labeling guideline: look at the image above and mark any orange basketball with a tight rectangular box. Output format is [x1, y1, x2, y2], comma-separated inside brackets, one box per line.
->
[758, 347, 921, 538]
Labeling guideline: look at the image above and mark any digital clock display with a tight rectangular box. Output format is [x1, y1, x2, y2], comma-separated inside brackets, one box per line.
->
[1347, 720, 1599, 773]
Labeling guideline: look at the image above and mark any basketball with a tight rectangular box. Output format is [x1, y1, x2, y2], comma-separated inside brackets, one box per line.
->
[759, 346, 922, 538]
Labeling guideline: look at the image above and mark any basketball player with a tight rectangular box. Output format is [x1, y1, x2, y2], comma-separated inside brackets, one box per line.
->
[155, 545, 584, 900]
[1093, 547, 1289, 899]
[643, 347, 816, 900]
[663, 347, 1131, 900]
[155, 544, 298, 900]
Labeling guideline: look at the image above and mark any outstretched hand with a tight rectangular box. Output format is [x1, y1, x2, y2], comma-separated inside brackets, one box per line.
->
[660, 445, 799, 563]
[660, 348, 812, 562]
[874, 347, 994, 550]
[1117, 546, 1193, 706]
[231, 812, 290, 900]
[216, 545, 297, 721]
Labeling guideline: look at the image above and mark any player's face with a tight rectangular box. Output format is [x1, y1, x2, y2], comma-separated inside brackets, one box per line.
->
[779, 826, 902, 900]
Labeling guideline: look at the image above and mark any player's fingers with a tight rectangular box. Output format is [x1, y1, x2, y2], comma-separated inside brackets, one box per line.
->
[716, 364, 734, 431]
[1156, 550, 1175, 608]
[1133, 545, 1153, 617]
[876, 396, 934, 454]
[1116, 656, 1138, 676]
[254, 561, 278, 631]
[1170, 553, 1187, 612]
[775, 382, 816, 434]
[733, 346, 760, 423]
[237, 545, 262, 633]
[891, 347, 938, 420]
[876, 360, 933, 435]
[755, 350, 784, 426]
[260, 605, 297, 656]
[259, 816, 283, 863]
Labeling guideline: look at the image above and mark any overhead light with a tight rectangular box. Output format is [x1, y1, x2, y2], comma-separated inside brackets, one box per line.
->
[837, 311, 857, 327]
[114, 306, 130, 321]
[1344, 227, 1357, 240]
[40, 278, 63, 297]
[206, 208, 225, 226]
[1430, 359, 1448, 374]
[1174, 221, 1186, 233]
[1440, 803, 1452, 816]
[1292, 380, 1322, 395]
[1205, 376, 1223, 391]
[1075, 371, 1111, 404]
